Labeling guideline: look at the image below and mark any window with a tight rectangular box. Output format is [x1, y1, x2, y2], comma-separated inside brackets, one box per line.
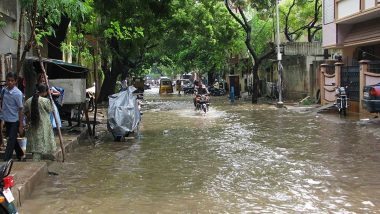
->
[323, 0, 334, 24]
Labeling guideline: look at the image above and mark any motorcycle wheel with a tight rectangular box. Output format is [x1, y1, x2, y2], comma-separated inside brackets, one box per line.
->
[202, 104, 207, 113]
[339, 108, 347, 116]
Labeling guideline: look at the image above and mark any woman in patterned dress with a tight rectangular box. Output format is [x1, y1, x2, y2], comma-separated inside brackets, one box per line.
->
[24, 84, 56, 161]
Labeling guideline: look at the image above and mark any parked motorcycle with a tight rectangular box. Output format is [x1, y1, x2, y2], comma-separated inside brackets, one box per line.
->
[86, 91, 95, 112]
[0, 160, 17, 214]
[183, 84, 195, 94]
[107, 86, 142, 141]
[208, 86, 226, 96]
[335, 85, 349, 116]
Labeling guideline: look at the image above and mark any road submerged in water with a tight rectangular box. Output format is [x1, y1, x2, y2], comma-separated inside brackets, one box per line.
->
[19, 87, 380, 213]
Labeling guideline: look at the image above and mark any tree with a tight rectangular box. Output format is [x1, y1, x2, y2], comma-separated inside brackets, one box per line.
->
[93, 0, 245, 101]
[16, 0, 90, 74]
[224, 0, 276, 103]
[92, 0, 172, 101]
[282, 0, 322, 42]
[161, 0, 245, 80]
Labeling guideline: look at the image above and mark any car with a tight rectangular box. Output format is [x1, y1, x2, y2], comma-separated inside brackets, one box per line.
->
[362, 83, 380, 113]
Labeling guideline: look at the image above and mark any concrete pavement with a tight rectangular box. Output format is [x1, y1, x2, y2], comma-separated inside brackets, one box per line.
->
[0, 125, 89, 208]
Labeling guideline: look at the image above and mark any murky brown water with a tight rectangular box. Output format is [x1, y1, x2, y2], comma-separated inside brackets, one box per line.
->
[19, 87, 380, 213]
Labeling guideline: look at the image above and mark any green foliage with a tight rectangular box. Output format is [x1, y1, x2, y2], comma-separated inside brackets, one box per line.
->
[251, 13, 274, 55]
[280, 0, 322, 42]
[20, 0, 91, 44]
[103, 21, 144, 41]
[162, 0, 245, 76]
[34, 28, 52, 47]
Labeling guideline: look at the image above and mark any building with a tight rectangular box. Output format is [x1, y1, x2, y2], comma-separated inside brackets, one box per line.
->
[323, 0, 380, 63]
[321, 0, 380, 112]
[0, 0, 30, 81]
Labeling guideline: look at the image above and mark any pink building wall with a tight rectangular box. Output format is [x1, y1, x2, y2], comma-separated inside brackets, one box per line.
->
[322, 23, 337, 47]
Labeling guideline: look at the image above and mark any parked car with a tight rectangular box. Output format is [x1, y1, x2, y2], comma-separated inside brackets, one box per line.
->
[362, 83, 380, 113]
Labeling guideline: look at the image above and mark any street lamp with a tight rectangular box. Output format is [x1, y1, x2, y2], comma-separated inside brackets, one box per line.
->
[276, 0, 283, 107]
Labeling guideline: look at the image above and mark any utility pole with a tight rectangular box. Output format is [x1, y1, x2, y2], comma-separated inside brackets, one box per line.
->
[276, 0, 284, 108]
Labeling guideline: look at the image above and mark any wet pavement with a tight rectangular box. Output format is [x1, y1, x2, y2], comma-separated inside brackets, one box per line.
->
[18, 87, 380, 213]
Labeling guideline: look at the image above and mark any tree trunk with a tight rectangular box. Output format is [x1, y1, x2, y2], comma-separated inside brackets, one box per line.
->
[47, 15, 71, 60]
[251, 65, 259, 103]
[98, 57, 126, 102]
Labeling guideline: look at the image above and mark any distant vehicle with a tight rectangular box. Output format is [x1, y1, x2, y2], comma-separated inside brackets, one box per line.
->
[159, 78, 173, 94]
[182, 80, 195, 94]
[362, 83, 380, 113]
[208, 85, 226, 96]
[144, 83, 151, 90]
[133, 77, 145, 94]
[181, 73, 192, 80]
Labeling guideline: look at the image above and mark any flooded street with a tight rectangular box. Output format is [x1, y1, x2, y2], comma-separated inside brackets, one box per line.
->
[20, 87, 380, 214]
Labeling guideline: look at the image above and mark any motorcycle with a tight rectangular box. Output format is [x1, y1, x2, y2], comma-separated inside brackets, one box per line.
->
[208, 86, 226, 96]
[0, 160, 18, 214]
[86, 85, 96, 112]
[107, 86, 142, 141]
[195, 94, 210, 113]
[335, 85, 349, 116]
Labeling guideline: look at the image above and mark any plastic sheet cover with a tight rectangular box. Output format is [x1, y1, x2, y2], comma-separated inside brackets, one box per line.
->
[107, 86, 141, 136]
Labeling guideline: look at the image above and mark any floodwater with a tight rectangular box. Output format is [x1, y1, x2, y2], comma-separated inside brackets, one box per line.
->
[19, 87, 380, 214]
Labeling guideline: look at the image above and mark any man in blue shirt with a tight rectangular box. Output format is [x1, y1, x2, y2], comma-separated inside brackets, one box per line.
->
[0, 72, 24, 161]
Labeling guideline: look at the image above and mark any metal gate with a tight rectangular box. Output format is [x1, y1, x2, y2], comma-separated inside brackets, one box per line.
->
[341, 66, 360, 101]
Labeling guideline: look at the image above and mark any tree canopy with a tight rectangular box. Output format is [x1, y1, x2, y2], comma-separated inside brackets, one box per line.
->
[1, 0, 322, 101]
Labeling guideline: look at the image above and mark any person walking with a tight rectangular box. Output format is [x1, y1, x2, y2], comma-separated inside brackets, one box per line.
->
[0, 72, 25, 161]
[24, 83, 56, 161]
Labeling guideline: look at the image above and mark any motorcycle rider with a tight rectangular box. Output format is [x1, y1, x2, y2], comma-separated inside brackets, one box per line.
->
[193, 80, 209, 108]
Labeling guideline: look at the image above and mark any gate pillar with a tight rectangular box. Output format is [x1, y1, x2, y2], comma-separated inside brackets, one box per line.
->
[320, 64, 337, 105]
[359, 60, 370, 113]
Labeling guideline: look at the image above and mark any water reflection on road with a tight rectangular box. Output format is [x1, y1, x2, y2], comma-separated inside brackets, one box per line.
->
[20, 87, 380, 213]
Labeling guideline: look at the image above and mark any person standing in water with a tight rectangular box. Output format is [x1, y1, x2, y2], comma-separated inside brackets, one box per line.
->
[24, 83, 56, 161]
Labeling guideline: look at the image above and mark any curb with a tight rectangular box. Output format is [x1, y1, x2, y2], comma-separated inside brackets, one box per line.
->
[12, 162, 48, 207]
[10, 127, 88, 209]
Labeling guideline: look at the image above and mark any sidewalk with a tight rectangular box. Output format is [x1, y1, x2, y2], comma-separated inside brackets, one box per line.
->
[0, 125, 89, 208]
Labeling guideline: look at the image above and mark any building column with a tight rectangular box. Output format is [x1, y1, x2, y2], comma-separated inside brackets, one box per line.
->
[334, 62, 344, 87]
[320, 64, 328, 104]
[359, 60, 370, 113]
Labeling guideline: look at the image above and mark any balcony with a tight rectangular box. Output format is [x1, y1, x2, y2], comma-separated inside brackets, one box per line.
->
[336, 0, 380, 24]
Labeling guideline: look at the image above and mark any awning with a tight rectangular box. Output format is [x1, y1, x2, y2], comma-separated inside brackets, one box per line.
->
[25, 57, 89, 79]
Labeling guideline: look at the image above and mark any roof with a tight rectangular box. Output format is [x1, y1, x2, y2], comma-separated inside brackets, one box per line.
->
[25, 57, 89, 71]
[25, 57, 88, 79]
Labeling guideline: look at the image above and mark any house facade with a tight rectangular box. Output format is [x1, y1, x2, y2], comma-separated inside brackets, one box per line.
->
[322, 0, 380, 113]
[323, 0, 380, 63]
